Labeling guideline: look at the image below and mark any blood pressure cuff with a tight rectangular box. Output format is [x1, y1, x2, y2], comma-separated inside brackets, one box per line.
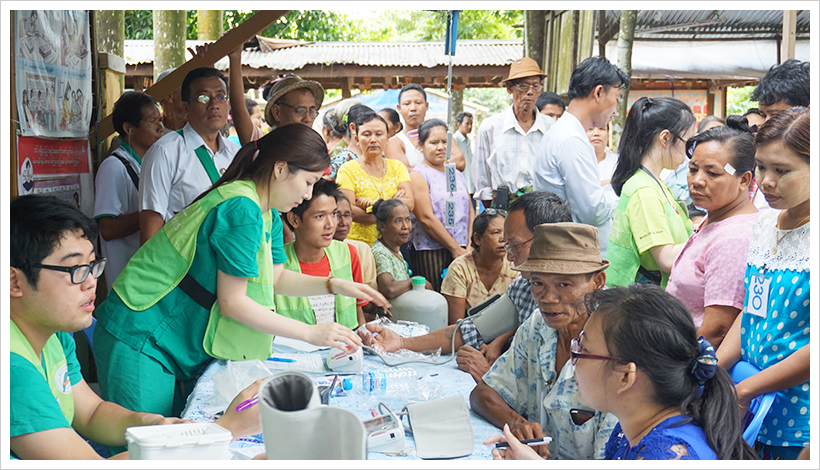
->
[467, 294, 519, 343]
[402, 395, 474, 459]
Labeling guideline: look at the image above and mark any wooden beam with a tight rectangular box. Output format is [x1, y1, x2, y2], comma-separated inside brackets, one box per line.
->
[782, 10, 797, 62]
[90, 10, 288, 142]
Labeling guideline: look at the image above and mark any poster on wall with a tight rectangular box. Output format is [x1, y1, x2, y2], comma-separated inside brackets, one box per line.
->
[17, 136, 91, 200]
[15, 10, 91, 138]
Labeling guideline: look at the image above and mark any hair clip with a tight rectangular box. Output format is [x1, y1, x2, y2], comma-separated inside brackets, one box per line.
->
[642, 97, 654, 112]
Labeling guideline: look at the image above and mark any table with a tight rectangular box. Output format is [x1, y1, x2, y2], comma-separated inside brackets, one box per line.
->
[182, 343, 501, 460]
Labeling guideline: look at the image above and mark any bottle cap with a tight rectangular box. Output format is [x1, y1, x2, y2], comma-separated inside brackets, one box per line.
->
[342, 378, 352, 391]
[411, 276, 426, 286]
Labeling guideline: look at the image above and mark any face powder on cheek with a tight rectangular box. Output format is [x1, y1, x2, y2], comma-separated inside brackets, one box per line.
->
[779, 169, 811, 208]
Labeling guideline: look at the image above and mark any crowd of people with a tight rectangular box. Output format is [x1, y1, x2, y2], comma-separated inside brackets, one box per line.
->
[9, 42, 810, 462]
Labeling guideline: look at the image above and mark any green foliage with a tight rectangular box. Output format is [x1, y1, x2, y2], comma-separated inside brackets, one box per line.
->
[727, 85, 759, 116]
[369, 10, 523, 42]
[124, 10, 153, 40]
[464, 88, 511, 129]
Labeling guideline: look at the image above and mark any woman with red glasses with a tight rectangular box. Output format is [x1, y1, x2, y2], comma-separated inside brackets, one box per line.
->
[487, 285, 756, 460]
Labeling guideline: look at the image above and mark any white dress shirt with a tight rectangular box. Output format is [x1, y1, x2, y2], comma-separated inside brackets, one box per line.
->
[472, 107, 552, 201]
[139, 122, 240, 221]
[534, 112, 618, 257]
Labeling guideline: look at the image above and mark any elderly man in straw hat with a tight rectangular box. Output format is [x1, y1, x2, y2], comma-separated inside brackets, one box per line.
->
[471, 222, 618, 460]
[472, 58, 554, 208]
[262, 73, 324, 130]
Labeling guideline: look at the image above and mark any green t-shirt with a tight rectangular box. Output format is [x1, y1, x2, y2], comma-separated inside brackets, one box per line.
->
[371, 239, 411, 281]
[97, 197, 287, 379]
[10, 331, 82, 459]
[606, 170, 692, 288]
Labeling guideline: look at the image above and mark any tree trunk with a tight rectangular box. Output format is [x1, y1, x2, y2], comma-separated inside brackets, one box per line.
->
[610, 10, 637, 150]
[153, 10, 187, 81]
[197, 10, 223, 40]
[524, 11, 546, 70]
[451, 88, 463, 129]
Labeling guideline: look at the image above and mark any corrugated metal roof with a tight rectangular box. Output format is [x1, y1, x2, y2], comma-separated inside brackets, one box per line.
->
[604, 10, 810, 40]
[126, 39, 523, 70]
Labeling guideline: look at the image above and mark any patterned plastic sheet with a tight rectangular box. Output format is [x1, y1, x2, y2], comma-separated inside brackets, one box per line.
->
[182, 340, 499, 460]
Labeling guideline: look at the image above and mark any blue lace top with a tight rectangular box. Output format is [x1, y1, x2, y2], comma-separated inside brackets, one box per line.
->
[605, 415, 717, 460]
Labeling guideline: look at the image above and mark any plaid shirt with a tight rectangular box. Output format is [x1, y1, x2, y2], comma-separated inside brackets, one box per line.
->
[459, 276, 537, 348]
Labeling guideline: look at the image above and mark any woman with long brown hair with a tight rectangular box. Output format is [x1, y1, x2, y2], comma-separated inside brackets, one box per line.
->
[94, 124, 387, 418]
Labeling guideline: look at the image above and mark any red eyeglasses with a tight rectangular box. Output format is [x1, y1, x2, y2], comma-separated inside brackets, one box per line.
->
[570, 331, 620, 366]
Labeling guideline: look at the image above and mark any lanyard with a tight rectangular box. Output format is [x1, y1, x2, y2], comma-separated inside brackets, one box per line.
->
[640, 166, 679, 215]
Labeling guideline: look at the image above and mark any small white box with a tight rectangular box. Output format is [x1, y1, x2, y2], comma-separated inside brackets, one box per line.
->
[126, 423, 232, 460]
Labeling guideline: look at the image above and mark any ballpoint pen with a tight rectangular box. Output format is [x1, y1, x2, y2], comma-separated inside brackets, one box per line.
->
[494, 436, 552, 449]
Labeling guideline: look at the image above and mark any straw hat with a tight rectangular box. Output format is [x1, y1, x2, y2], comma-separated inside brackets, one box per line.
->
[513, 223, 609, 275]
[264, 74, 324, 125]
[502, 57, 548, 83]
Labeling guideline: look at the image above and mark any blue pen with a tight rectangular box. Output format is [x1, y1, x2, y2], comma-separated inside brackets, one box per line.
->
[267, 357, 296, 363]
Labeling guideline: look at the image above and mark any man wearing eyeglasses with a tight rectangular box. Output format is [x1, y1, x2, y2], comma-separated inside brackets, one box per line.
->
[9, 195, 263, 459]
[470, 222, 618, 460]
[359, 191, 572, 378]
[262, 73, 324, 129]
[473, 58, 553, 209]
[138, 67, 241, 244]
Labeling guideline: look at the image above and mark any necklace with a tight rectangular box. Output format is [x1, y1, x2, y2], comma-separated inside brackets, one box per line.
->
[774, 212, 810, 254]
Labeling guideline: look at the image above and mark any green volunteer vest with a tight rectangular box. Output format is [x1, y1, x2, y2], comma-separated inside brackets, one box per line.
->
[607, 170, 692, 288]
[274, 240, 358, 329]
[9, 320, 75, 429]
[112, 180, 275, 361]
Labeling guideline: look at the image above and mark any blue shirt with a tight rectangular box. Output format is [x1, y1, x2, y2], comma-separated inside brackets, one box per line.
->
[605, 415, 717, 460]
[739, 209, 809, 447]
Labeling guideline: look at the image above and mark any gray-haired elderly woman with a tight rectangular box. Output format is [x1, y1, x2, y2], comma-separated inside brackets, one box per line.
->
[369, 198, 431, 299]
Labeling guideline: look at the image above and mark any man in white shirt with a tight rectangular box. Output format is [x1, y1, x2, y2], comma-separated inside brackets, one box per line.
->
[138, 67, 240, 244]
[94, 92, 164, 287]
[454, 111, 475, 194]
[473, 58, 552, 208]
[534, 56, 629, 257]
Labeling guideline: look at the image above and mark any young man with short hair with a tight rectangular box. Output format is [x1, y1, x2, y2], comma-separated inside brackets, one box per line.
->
[536, 91, 566, 122]
[277, 179, 368, 329]
[454, 111, 475, 194]
[139, 67, 241, 244]
[534, 56, 629, 257]
[10, 195, 261, 460]
[385, 83, 464, 170]
[752, 59, 810, 121]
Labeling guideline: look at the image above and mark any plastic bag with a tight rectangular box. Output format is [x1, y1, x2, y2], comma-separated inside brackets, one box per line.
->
[213, 359, 271, 404]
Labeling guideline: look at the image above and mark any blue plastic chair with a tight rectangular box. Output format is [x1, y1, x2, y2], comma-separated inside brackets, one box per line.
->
[729, 361, 777, 446]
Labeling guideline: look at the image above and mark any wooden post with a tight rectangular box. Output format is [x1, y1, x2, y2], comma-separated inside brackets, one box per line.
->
[524, 10, 546, 68]
[90, 10, 288, 143]
[94, 11, 125, 159]
[341, 77, 351, 99]
[781, 10, 797, 62]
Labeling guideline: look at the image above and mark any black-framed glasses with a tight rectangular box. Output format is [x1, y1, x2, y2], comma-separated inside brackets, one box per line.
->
[685, 138, 698, 158]
[24, 258, 107, 285]
[277, 102, 319, 118]
[195, 94, 228, 105]
[511, 82, 543, 93]
[570, 331, 620, 366]
[484, 208, 507, 217]
[569, 408, 596, 426]
[503, 236, 533, 255]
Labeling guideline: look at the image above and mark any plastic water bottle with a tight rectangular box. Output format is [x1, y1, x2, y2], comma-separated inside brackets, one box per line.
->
[343, 368, 419, 395]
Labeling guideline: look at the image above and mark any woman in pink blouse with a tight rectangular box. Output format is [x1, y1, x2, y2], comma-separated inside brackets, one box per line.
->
[666, 115, 759, 348]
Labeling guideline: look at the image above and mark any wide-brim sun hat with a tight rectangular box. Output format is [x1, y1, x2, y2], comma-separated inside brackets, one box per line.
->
[264, 74, 325, 125]
[513, 222, 610, 275]
[501, 57, 548, 83]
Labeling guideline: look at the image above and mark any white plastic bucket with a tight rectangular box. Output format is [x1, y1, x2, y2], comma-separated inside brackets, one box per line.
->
[126, 422, 232, 460]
